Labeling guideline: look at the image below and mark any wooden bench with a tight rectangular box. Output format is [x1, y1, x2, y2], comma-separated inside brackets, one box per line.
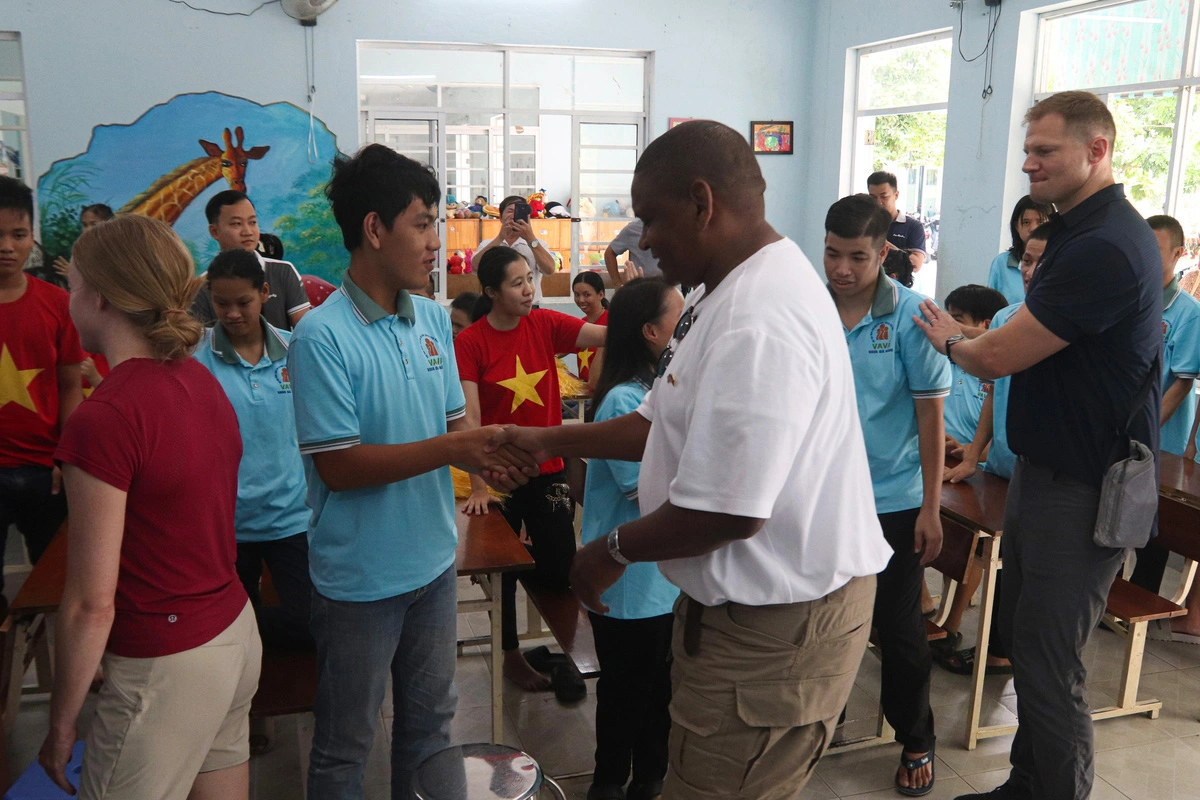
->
[520, 582, 600, 678]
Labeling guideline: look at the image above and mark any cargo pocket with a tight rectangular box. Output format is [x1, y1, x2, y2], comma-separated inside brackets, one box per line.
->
[667, 684, 729, 791]
[734, 673, 857, 793]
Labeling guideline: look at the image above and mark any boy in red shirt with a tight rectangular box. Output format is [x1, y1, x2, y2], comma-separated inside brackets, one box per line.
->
[0, 177, 83, 593]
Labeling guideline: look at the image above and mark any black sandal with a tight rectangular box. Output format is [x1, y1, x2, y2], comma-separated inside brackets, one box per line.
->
[896, 749, 934, 797]
[935, 646, 1014, 676]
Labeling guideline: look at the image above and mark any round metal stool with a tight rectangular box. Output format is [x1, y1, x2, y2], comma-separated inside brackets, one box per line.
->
[412, 743, 567, 800]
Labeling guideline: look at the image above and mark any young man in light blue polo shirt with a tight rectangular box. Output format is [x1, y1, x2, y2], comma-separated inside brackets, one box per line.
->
[287, 144, 536, 800]
[825, 194, 949, 797]
[193, 248, 314, 653]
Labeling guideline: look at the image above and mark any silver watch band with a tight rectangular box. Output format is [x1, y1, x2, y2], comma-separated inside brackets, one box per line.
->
[607, 528, 632, 566]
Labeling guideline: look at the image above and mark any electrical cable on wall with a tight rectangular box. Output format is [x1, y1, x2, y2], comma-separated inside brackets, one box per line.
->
[167, 0, 281, 16]
[955, 0, 1003, 157]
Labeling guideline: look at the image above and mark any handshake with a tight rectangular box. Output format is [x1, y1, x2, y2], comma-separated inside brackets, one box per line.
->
[456, 424, 550, 492]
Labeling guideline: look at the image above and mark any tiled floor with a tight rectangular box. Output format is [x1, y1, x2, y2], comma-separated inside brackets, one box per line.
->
[6, 568, 1200, 798]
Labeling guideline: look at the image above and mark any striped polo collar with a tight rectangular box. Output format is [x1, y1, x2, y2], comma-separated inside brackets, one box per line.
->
[210, 318, 289, 366]
[341, 273, 415, 325]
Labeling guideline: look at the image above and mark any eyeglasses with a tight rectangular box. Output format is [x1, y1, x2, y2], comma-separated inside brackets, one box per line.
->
[656, 305, 697, 378]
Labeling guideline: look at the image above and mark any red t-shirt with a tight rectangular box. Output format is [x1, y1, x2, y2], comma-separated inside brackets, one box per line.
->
[456, 309, 585, 474]
[55, 358, 248, 658]
[82, 352, 110, 397]
[576, 309, 608, 382]
[0, 275, 85, 468]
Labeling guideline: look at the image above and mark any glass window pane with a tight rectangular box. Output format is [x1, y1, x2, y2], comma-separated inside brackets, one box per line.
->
[360, 84, 436, 108]
[510, 134, 537, 152]
[359, 47, 503, 108]
[857, 38, 950, 110]
[0, 128, 25, 181]
[0, 98, 25, 128]
[580, 195, 634, 219]
[576, 57, 645, 112]
[372, 119, 438, 168]
[580, 148, 636, 171]
[580, 123, 638, 147]
[1111, 93, 1176, 218]
[0, 79, 22, 94]
[510, 53, 576, 110]
[1039, 0, 1189, 93]
[0, 39, 21, 81]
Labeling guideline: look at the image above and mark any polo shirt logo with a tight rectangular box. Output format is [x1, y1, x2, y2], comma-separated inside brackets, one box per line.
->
[870, 323, 893, 354]
[420, 334, 444, 371]
[275, 365, 292, 394]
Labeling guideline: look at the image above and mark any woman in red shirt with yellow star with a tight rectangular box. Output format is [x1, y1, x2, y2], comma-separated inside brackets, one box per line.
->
[455, 246, 606, 691]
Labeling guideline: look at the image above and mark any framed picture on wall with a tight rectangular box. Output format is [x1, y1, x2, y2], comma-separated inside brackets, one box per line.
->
[669, 117, 693, 129]
[750, 120, 793, 154]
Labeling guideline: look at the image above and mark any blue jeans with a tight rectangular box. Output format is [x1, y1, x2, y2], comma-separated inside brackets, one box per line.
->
[307, 564, 458, 800]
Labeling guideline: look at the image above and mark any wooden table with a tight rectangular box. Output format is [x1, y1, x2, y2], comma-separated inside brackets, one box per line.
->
[454, 509, 535, 743]
[939, 468, 1009, 749]
[0, 512, 533, 746]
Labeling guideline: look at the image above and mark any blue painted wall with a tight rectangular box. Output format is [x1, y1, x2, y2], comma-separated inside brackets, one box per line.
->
[1, 0, 812, 245]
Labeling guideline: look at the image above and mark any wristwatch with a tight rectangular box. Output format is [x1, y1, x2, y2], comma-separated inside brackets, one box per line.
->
[944, 334, 966, 364]
[606, 527, 632, 565]
[529, 239, 540, 249]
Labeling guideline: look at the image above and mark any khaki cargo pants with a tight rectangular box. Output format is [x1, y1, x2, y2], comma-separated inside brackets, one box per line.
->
[664, 575, 876, 800]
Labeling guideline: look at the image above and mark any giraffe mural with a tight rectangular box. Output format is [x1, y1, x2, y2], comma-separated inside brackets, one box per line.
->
[118, 126, 270, 225]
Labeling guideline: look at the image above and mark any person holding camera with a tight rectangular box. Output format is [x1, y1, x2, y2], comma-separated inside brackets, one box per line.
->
[475, 195, 557, 306]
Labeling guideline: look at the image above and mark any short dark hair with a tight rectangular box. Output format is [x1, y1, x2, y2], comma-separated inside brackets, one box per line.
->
[1007, 195, 1053, 259]
[205, 190, 253, 224]
[1028, 221, 1056, 243]
[0, 176, 34, 222]
[944, 285, 1008, 324]
[325, 144, 441, 252]
[498, 195, 526, 215]
[867, 171, 898, 191]
[1148, 215, 1185, 250]
[825, 194, 892, 246]
[633, 120, 766, 205]
[883, 248, 914, 288]
[1025, 90, 1116, 146]
[450, 291, 479, 314]
[206, 248, 266, 289]
[81, 203, 114, 221]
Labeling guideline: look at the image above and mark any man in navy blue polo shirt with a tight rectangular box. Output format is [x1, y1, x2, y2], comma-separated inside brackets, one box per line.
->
[868, 171, 928, 272]
[916, 92, 1161, 800]
[288, 145, 536, 800]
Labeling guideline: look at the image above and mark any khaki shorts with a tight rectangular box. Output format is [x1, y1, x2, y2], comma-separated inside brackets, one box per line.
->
[79, 601, 262, 800]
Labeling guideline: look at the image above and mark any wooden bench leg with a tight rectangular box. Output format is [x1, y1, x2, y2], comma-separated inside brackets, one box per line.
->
[1171, 559, 1197, 607]
[966, 535, 1017, 748]
[1090, 619, 1163, 721]
[487, 571, 503, 745]
[3, 618, 31, 736]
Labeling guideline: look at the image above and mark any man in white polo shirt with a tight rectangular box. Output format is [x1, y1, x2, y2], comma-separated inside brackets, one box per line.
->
[474, 195, 557, 305]
[490, 120, 892, 799]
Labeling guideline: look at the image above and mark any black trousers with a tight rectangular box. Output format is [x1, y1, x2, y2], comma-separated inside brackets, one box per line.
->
[236, 531, 315, 650]
[589, 611, 673, 788]
[1129, 539, 1170, 594]
[0, 466, 67, 593]
[999, 459, 1124, 800]
[875, 508, 936, 753]
[499, 471, 576, 651]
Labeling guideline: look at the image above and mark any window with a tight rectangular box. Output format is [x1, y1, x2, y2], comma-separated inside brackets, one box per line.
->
[850, 31, 952, 296]
[1035, 0, 1200, 260]
[358, 43, 650, 299]
[0, 33, 29, 186]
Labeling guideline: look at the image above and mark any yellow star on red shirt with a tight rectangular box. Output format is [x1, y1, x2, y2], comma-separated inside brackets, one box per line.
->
[577, 349, 594, 371]
[0, 344, 43, 413]
[497, 355, 547, 413]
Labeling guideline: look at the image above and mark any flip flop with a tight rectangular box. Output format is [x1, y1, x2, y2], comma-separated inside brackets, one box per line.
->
[896, 748, 934, 797]
[935, 646, 1013, 676]
[551, 662, 587, 704]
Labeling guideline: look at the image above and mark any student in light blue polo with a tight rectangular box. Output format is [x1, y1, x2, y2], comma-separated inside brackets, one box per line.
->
[824, 194, 949, 798]
[941, 285, 1008, 451]
[580, 278, 683, 800]
[985, 195, 1051, 305]
[286, 144, 536, 800]
[1130, 214, 1200, 597]
[192, 249, 313, 652]
[1150, 215, 1200, 458]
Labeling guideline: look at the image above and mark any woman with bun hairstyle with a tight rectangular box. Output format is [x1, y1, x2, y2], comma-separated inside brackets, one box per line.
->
[40, 215, 260, 800]
[455, 245, 606, 691]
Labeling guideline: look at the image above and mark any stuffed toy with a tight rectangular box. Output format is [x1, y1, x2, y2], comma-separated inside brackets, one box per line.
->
[580, 197, 596, 218]
[483, 205, 500, 218]
[448, 251, 465, 274]
[544, 201, 570, 219]
[527, 191, 547, 219]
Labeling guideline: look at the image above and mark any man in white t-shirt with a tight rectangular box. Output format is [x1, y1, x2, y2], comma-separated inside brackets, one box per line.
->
[474, 195, 557, 305]
[489, 120, 891, 799]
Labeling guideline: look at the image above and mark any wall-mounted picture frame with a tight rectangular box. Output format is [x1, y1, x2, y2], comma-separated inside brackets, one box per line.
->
[669, 117, 693, 129]
[750, 120, 794, 154]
